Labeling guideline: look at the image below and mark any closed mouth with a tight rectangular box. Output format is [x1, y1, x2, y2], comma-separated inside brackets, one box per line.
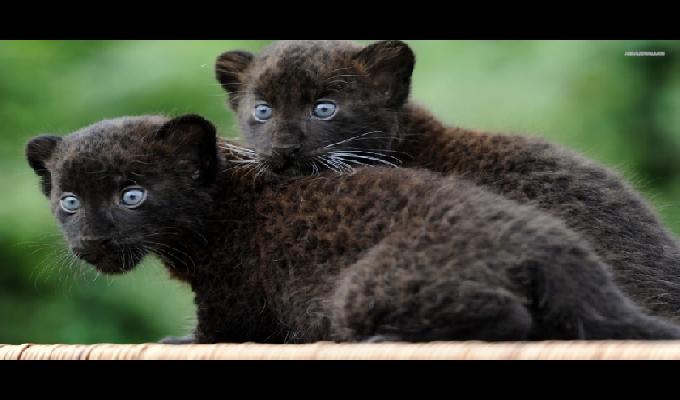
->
[276, 163, 300, 176]
[268, 156, 293, 170]
[74, 251, 104, 265]
[268, 158, 301, 175]
[74, 246, 144, 274]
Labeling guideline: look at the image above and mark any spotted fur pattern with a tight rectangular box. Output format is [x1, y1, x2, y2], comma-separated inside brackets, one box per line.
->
[216, 40, 680, 322]
[26, 115, 680, 343]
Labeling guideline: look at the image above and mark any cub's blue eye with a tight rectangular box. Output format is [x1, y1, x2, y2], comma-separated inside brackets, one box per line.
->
[253, 103, 273, 121]
[120, 187, 146, 208]
[312, 101, 337, 119]
[59, 194, 80, 213]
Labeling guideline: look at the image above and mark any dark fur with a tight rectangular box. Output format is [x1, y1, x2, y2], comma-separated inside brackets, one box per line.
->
[216, 40, 680, 322]
[26, 115, 680, 342]
[216, 40, 409, 174]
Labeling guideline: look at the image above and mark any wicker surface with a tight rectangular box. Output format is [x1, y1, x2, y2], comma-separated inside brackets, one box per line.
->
[3, 341, 680, 360]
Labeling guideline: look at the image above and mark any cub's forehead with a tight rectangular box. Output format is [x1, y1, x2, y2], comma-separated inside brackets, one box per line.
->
[250, 41, 362, 102]
[67, 116, 167, 141]
[52, 116, 169, 176]
[258, 40, 361, 63]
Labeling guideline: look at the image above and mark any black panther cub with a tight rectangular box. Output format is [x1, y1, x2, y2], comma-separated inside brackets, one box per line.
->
[216, 40, 680, 322]
[26, 114, 680, 343]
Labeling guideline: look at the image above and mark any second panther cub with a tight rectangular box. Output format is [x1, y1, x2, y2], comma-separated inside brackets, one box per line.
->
[216, 40, 680, 322]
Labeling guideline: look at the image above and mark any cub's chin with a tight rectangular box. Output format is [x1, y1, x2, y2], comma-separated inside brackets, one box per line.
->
[277, 165, 303, 177]
[76, 249, 147, 275]
[267, 157, 309, 177]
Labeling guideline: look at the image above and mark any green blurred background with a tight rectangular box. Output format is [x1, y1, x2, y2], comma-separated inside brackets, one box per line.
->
[1, 40, 679, 344]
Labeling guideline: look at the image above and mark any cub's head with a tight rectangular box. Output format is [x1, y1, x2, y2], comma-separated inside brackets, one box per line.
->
[215, 40, 415, 176]
[25, 115, 218, 274]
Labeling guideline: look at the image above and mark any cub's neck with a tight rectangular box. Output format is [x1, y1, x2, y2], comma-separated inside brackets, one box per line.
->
[156, 139, 267, 284]
[397, 102, 509, 175]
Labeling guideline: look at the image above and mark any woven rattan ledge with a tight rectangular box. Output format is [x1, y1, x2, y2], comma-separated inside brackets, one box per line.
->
[3, 341, 680, 360]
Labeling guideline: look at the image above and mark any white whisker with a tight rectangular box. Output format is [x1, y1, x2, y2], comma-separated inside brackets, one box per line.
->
[323, 130, 384, 149]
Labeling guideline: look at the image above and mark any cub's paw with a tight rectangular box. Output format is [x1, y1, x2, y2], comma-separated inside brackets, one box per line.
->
[158, 334, 196, 344]
[359, 334, 406, 343]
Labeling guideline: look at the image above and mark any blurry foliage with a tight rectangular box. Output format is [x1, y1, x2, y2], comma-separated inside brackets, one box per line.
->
[0, 40, 678, 344]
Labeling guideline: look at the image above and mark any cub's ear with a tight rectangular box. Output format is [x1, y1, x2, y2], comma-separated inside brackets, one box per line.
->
[353, 40, 415, 109]
[215, 50, 254, 109]
[156, 114, 219, 185]
[26, 135, 61, 196]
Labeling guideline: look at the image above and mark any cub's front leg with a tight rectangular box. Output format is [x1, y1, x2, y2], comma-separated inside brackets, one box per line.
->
[192, 290, 286, 344]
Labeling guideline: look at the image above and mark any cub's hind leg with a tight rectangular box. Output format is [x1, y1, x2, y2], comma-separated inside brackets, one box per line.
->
[327, 200, 680, 342]
[525, 234, 680, 340]
[327, 232, 534, 342]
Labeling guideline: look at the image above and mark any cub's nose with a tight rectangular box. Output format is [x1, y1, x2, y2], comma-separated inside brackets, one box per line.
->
[74, 238, 112, 264]
[272, 144, 302, 160]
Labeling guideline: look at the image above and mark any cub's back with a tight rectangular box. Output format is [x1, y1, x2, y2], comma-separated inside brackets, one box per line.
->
[251, 166, 561, 265]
